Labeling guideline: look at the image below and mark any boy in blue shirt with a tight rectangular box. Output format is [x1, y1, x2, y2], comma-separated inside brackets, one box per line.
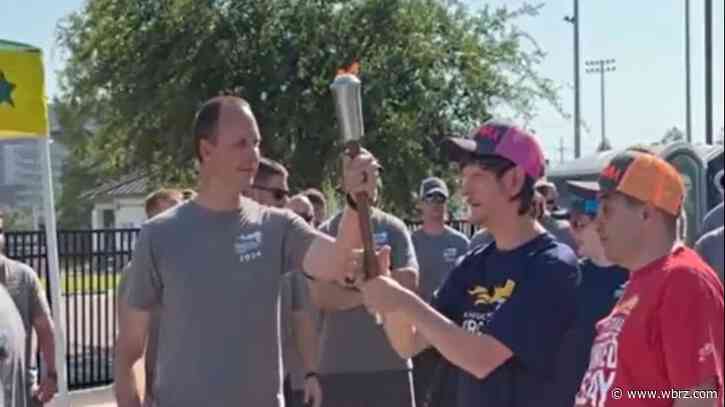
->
[360, 121, 580, 406]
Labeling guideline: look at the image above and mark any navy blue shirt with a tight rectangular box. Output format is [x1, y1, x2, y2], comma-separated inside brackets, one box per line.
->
[432, 234, 579, 407]
[554, 260, 629, 406]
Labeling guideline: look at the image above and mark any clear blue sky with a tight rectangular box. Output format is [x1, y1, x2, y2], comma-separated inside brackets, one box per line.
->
[1, 0, 722, 161]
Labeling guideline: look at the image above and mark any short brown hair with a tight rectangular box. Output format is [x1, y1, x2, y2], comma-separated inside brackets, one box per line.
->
[303, 188, 327, 208]
[192, 96, 251, 163]
[145, 189, 182, 218]
[255, 158, 288, 186]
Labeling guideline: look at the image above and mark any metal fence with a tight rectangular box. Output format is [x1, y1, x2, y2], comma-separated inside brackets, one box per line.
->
[4, 229, 139, 390]
[3, 221, 477, 390]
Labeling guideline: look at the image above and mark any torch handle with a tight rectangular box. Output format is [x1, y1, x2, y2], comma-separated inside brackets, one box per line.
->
[345, 141, 382, 281]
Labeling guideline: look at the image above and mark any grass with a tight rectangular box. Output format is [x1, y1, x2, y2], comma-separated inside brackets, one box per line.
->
[41, 273, 123, 295]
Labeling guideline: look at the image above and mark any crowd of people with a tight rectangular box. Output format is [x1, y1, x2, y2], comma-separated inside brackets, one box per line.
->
[1, 94, 723, 407]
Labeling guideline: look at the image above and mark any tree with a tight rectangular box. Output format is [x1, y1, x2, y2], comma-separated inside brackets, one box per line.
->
[53, 100, 109, 228]
[56, 0, 559, 214]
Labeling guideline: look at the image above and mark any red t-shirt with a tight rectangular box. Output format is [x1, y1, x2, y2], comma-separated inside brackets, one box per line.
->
[576, 246, 724, 407]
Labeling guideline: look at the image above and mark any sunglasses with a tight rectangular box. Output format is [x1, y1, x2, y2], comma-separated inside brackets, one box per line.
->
[252, 185, 289, 201]
[423, 195, 447, 205]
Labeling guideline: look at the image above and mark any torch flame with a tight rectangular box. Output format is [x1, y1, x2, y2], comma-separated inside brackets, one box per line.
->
[336, 62, 360, 77]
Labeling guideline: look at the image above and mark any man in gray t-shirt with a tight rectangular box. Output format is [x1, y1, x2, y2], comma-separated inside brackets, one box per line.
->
[311, 207, 419, 407]
[696, 226, 724, 282]
[281, 272, 319, 406]
[0, 210, 56, 407]
[1, 285, 27, 407]
[411, 177, 469, 407]
[282, 194, 322, 407]
[116, 188, 182, 402]
[115, 96, 382, 407]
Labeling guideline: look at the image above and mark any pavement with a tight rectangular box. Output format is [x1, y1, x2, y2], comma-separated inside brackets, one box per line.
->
[67, 386, 115, 406]
[65, 360, 144, 406]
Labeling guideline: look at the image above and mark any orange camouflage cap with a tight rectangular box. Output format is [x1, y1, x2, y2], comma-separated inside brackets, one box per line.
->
[597, 151, 685, 216]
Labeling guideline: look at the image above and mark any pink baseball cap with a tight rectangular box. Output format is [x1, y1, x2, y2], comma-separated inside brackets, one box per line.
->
[444, 120, 546, 181]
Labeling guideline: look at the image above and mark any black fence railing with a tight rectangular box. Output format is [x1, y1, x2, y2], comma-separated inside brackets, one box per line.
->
[4, 229, 139, 390]
[3, 221, 476, 390]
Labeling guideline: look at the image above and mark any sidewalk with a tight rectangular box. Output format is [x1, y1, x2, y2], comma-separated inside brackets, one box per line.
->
[67, 385, 115, 406]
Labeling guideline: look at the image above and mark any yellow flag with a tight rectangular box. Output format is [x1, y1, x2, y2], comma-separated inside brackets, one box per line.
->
[0, 39, 48, 138]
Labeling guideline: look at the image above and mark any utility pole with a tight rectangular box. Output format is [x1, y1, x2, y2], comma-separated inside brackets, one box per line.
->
[585, 59, 616, 152]
[705, 0, 713, 144]
[564, 0, 582, 158]
[685, 0, 692, 142]
[558, 137, 567, 164]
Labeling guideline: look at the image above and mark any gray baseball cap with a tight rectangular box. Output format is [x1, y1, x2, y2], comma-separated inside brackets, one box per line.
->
[419, 177, 449, 199]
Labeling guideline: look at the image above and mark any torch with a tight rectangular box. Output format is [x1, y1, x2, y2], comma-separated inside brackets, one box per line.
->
[331, 64, 384, 322]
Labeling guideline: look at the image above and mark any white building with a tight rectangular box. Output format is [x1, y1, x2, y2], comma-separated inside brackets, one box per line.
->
[83, 173, 151, 230]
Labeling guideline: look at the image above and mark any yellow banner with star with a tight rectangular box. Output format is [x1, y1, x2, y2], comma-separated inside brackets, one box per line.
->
[0, 39, 48, 138]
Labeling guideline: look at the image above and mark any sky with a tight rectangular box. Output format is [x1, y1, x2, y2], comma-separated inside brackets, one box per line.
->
[1, 0, 723, 162]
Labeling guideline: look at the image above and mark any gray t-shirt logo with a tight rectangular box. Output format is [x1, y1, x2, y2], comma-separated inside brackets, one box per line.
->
[373, 231, 389, 248]
[443, 247, 459, 263]
[235, 231, 263, 263]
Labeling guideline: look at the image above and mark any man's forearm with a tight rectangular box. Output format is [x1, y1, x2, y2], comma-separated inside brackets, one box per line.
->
[115, 301, 151, 407]
[37, 330, 57, 374]
[398, 289, 512, 380]
[34, 315, 57, 374]
[114, 356, 142, 407]
[382, 268, 425, 358]
[382, 310, 428, 359]
[294, 311, 320, 372]
[304, 207, 361, 283]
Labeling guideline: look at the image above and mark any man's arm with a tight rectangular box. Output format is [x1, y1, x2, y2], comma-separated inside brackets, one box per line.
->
[659, 269, 724, 407]
[32, 312, 58, 402]
[380, 310, 430, 359]
[380, 267, 429, 359]
[303, 150, 380, 283]
[303, 208, 363, 283]
[114, 303, 151, 407]
[396, 285, 512, 379]
[114, 226, 163, 407]
[364, 276, 512, 379]
[25, 269, 57, 402]
[293, 309, 320, 374]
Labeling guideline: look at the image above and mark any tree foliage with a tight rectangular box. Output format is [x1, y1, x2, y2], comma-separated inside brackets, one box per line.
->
[57, 0, 559, 215]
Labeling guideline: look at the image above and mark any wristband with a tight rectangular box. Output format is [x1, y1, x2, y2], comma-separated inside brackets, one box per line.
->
[305, 372, 319, 380]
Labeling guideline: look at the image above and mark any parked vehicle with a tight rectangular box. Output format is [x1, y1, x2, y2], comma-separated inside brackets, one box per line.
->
[549, 142, 724, 245]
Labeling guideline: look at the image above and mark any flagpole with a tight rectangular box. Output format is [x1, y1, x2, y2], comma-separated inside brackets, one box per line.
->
[38, 136, 69, 406]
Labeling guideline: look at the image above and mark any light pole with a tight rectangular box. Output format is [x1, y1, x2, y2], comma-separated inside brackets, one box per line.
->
[705, 0, 713, 144]
[685, 0, 692, 143]
[585, 59, 616, 152]
[564, 0, 581, 158]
